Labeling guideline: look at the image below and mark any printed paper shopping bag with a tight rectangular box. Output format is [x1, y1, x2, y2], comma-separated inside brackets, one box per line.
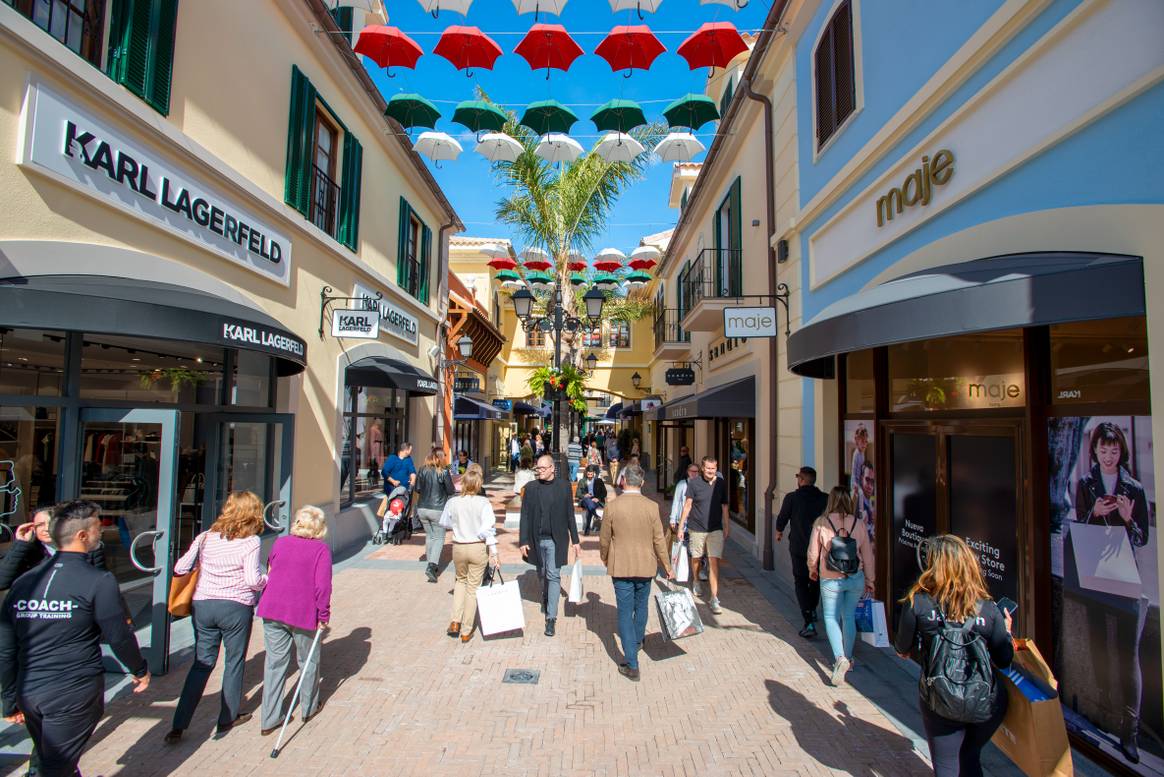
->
[567, 558, 584, 604]
[654, 584, 703, 641]
[671, 541, 689, 583]
[475, 571, 525, 636]
[1070, 523, 1142, 599]
[855, 597, 891, 648]
[991, 639, 1073, 777]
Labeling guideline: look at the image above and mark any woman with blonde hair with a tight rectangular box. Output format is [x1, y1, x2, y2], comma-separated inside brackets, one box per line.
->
[256, 505, 333, 735]
[439, 464, 498, 642]
[166, 491, 268, 743]
[807, 486, 875, 686]
[894, 535, 1014, 777]
[415, 450, 455, 583]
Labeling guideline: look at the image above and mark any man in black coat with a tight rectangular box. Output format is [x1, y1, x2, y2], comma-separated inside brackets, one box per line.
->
[578, 466, 607, 536]
[519, 454, 581, 637]
[775, 466, 829, 638]
[0, 506, 105, 590]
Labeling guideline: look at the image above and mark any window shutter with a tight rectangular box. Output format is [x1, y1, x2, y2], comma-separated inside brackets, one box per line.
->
[145, 0, 179, 115]
[284, 66, 317, 216]
[396, 197, 411, 287]
[330, 6, 354, 45]
[833, 1, 855, 128]
[112, 0, 153, 100]
[719, 75, 735, 117]
[729, 177, 742, 295]
[814, 24, 835, 145]
[337, 133, 363, 251]
[419, 224, 433, 304]
[106, 0, 131, 83]
[107, 0, 178, 115]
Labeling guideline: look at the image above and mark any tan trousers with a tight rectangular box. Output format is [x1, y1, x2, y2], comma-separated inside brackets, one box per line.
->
[451, 542, 488, 632]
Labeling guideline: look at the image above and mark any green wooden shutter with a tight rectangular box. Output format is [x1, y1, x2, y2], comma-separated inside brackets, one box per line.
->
[330, 6, 354, 45]
[419, 223, 432, 304]
[729, 177, 742, 294]
[337, 133, 363, 251]
[107, 0, 179, 116]
[284, 66, 317, 217]
[396, 197, 412, 287]
[145, 0, 179, 115]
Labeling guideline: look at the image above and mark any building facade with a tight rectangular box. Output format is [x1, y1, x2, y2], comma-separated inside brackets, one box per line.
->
[0, 0, 460, 673]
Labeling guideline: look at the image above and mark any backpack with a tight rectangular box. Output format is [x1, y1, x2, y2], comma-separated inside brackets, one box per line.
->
[824, 515, 860, 576]
[919, 602, 998, 723]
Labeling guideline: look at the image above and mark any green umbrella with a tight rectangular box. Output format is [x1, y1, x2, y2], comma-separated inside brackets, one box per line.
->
[385, 93, 441, 129]
[452, 99, 508, 133]
[520, 99, 579, 135]
[495, 269, 521, 281]
[625, 271, 653, 283]
[525, 271, 555, 285]
[663, 93, 719, 131]
[569, 272, 588, 285]
[593, 271, 620, 286]
[590, 98, 647, 133]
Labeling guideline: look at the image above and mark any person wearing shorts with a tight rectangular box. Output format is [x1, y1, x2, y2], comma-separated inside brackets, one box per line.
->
[678, 457, 729, 615]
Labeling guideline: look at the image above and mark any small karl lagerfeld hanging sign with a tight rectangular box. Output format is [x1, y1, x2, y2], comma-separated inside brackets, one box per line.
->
[331, 308, 379, 339]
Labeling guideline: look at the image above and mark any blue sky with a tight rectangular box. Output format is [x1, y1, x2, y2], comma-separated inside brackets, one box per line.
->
[363, 0, 772, 253]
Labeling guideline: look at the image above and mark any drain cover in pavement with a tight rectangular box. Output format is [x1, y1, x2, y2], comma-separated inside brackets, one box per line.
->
[502, 669, 540, 684]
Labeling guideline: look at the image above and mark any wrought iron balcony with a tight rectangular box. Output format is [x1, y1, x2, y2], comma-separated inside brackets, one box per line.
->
[678, 247, 745, 330]
[653, 308, 691, 359]
[310, 165, 341, 238]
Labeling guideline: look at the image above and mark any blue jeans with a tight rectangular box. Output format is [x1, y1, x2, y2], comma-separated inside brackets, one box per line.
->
[820, 571, 865, 664]
[537, 538, 561, 618]
[613, 578, 652, 670]
[568, 462, 579, 482]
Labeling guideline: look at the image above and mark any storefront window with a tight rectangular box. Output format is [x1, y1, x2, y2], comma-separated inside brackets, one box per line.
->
[341, 385, 408, 503]
[1050, 317, 1149, 405]
[0, 329, 66, 397]
[0, 406, 60, 530]
[80, 336, 225, 404]
[232, 350, 273, 407]
[845, 350, 874, 414]
[888, 330, 1024, 412]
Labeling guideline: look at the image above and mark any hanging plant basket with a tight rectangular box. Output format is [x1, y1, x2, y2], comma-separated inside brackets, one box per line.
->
[528, 364, 586, 405]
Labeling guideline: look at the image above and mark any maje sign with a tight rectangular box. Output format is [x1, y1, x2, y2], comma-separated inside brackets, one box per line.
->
[20, 82, 291, 285]
[331, 308, 379, 340]
[723, 306, 777, 338]
[353, 283, 418, 345]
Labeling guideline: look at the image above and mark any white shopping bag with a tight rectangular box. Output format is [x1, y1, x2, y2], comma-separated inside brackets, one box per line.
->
[655, 584, 703, 640]
[475, 571, 525, 636]
[856, 597, 891, 648]
[671, 541, 689, 583]
[1071, 523, 1143, 599]
[568, 558, 584, 604]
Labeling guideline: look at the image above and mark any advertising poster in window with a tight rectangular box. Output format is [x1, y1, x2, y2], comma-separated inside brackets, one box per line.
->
[1049, 416, 1162, 773]
[844, 420, 875, 543]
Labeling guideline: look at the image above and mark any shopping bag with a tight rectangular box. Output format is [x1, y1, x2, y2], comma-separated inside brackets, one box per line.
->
[991, 639, 1073, 777]
[855, 597, 891, 648]
[568, 558, 584, 604]
[1070, 523, 1142, 598]
[475, 570, 525, 636]
[654, 584, 703, 641]
[671, 542, 689, 583]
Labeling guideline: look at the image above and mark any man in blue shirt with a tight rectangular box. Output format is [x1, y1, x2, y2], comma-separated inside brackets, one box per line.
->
[381, 442, 417, 495]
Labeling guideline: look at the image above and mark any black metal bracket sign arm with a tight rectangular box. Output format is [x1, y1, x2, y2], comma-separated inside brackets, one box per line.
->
[774, 283, 791, 336]
[318, 285, 383, 340]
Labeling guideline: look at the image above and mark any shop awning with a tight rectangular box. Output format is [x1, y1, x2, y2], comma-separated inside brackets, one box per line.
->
[604, 402, 624, 419]
[345, 356, 439, 395]
[514, 400, 551, 417]
[0, 274, 307, 375]
[454, 395, 510, 421]
[659, 376, 755, 420]
[788, 252, 1145, 378]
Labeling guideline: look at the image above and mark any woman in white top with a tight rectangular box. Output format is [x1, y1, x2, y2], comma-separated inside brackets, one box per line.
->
[512, 456, 536, 497]
[439, 464, 498, 643]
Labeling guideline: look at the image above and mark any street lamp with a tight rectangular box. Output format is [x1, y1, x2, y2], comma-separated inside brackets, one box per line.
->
[631, 371, 642, 390]
[456, 335, 473, 360]
[510, 287, 535, 320]
[585, 352, 598, 373]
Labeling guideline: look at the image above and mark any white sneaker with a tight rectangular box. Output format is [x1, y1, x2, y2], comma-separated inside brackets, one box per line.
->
[709, 597, 723, 615]
[830, 656, 850, 687]
[692, 581, 704, 598]
[698, 568, 709, 581]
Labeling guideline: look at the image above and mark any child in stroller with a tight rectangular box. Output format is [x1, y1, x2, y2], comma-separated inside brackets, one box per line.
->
[373, 485, 412, 545]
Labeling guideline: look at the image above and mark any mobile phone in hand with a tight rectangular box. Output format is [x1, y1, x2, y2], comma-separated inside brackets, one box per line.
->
[997, 597, 1018, 616]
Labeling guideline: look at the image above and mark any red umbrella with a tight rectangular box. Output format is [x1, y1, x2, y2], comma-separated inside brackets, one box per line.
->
[677, 22, 748, 70]
[594, 25, 666, 76]
[522, 257, 554, 271]
[434, 26, 504, 76]
[354, 26, 423, 77]
[487, 256, 518, 270]
[628, 257, 658, 270]
[515, 24, 584, 79]
[566, 258, 587, 271]
[592, 258, 624, 272]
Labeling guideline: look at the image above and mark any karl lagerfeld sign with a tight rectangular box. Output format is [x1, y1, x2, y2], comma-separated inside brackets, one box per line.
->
[19, 82, 291, 285]
[331, 308, 379, 339]
[353, 283, 419, 345]
[220, 321, 305, 360]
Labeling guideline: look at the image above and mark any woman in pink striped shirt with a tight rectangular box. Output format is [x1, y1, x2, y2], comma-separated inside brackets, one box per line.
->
[165, 492, 268, 743]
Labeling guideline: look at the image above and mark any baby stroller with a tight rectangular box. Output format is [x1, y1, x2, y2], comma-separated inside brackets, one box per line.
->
[373, 485, 411, 545]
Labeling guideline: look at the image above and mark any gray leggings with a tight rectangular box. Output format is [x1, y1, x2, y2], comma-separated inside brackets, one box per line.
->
[417, 507, 446, 565]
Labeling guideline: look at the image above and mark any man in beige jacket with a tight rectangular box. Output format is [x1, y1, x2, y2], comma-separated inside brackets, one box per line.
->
[600, 464, 673, 681]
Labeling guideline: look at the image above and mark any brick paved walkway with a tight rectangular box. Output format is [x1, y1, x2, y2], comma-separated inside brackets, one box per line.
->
[50, 478, 932, 776]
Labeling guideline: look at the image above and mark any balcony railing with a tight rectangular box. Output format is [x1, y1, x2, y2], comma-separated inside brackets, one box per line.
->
[399, 255, 422, 297]
[310, 165, 341, 238]
[678, 248, 744, 311]
[654, 308, 690, 349]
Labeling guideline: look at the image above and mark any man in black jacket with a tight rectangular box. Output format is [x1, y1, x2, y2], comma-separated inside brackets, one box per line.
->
[775, 466, 829, 638]
[0, 505, 106, 590]
[0, 500, 149, 776]
[578, 466, 607, 536]
[519, 455, 581, 637]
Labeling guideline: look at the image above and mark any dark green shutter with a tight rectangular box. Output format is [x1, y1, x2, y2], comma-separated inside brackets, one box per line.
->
[337, 133, 362, 251]
[396, 197, 412, 287]
[729, 177, 742, 294]
[107, 0, 179, 116]
[146, 0, 179, 115]
[284, 66, 317, 217]
[330, 6, 354, 45]
[419, 224, 432, 304]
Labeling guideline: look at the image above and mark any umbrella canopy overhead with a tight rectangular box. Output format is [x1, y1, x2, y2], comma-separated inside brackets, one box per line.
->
[593, 248, 626, 272]
[593, 132, 645, 163]
[699, 0, 748, 7]
[515, 24, 584, 77]
[625, 270, 653, 284]
[593, 271, 621, 288]
[535, 133, 584, 164]
[481, 243, 511, 258]
[569, 272, 588, 285]
[512, 0, 568, 17]
[521, 255, 553, 271]
[663, 93, 719, 130]
[590, 98, 647, 133]
[494, 269, 521, 281]
[520, 99, 579, 135]
[487, 256, 518, 271]
[413, 131, 463, 162]
[475, 132, 524, 162]
[594, 25, 666, 74]
[385, 93, 441, 130]
[628, 245, 660, 269]
[417, 0, 473, 17]
[434, 26, 503, 74]
[566, 252, 587, 271]
[629, 256, 658, 270]
[354, 26, 423, 75]
[519, 247, 550, 263]
[677, 22, 749, 70]
[452, 100, 508, 133]
[526, 271, 554, 286]
[655, 131, 705, 162]
[608, 0, 663, 16]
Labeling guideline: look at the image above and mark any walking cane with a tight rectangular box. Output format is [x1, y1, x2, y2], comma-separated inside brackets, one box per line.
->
[270, 624, 324, 759]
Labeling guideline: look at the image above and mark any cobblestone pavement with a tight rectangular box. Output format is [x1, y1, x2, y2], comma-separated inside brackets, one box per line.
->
[52, 476, 931, 777]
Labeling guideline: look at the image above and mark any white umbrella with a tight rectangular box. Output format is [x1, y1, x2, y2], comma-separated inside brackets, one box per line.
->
[608, 0, 662, 13]
[655, 131, 705, 162]
[630, 245, 661, 261]
[593, 132, 645, 163]
[519, 246, 550, 262]
[501, 279, 523, 289]
[475, 132, 524, 163]
[535, 133, 583, 164]
[594, 247, 627, 262]
[699, 0, 748, 7]
[480, 243, 510, 258]
[417, 0, 473, 16]
[413, 131, 463, 163]
[594, 277, 620, 291]
[512, 0, 568, 16]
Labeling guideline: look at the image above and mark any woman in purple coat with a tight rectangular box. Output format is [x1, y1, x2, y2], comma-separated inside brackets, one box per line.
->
[256, 506, 332, 735]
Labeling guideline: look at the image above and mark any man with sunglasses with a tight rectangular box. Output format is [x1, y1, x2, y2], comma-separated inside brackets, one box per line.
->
[519, 455, 581, 637]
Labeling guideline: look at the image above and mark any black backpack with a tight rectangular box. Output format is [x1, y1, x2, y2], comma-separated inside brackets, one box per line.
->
[919, 602, 998, 723]
[825, 515, 860, 576]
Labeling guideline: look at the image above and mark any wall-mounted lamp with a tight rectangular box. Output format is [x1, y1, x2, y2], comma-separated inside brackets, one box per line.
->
[776, 239, 789, 264]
